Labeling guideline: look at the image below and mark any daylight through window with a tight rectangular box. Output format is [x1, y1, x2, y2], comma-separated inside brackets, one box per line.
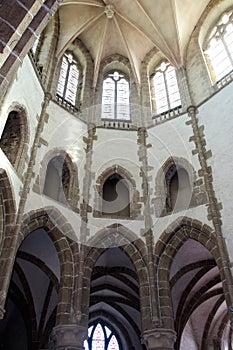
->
[204, 9, 233, 83]
[151, 61, 181, 115]
[102, 71, 130, 120]
[57, 52, 80, 106]
[84, 322, 120, 350]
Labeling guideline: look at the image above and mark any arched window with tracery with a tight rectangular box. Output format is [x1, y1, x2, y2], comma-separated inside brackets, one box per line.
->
[204, 9, 233, 85]
[56, 52, 80, 106]
[151, 61, 181, 115]
[101, 71, 130, 120]
[84, 322, 121, 350]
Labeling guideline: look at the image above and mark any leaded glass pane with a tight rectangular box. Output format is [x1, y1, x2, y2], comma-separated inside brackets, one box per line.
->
[101, 71, 130, 120]
[92, 323, 105, 350]
[107, 335, 120, 350]
[205, 10, 233, 83]
[152, 62, 181, 114]
[57, 56, 68, 98]
[84, 323, 121, 350]
[56, 53, 80, 106]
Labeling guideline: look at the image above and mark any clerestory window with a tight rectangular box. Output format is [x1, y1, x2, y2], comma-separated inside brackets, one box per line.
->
[84, 322, 121, 350]
[101, 71, 130, 120]
[204, 9, 233, 84]
[56, 52, 80, 106]
[151, 61, 181, 115]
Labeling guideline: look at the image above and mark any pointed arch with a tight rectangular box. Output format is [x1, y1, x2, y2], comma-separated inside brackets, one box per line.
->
[94, 165, 141, 219]
[39, 149, 79, 209]
[18, 208, 76, 326]
[154, 156, 204, 217]
[155, 216, 231, 349]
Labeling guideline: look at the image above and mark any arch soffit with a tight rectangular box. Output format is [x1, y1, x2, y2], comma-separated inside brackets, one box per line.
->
[155, 216, 216, 267]
[40, 149, 78, 188]
[95, 164, 137, 194]
[186, 0, 233, 54]
[85, 224, 148, 285]
[155, 156, 196, 190]
[0, 168, 16, 226]
[19, 207, 76, 263]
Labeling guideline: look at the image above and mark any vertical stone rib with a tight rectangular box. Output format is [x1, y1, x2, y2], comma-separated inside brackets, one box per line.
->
[137, 127, 159, 325]
[187, 105, 233, 312]
[74, 123, 97, 321]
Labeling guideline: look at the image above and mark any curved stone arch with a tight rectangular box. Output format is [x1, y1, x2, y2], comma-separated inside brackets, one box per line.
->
[19, 207, 76, 325]
[154, 156, 200, 217]
[155, 216, 217, 329]
[37, 148, 79, 209]
[82, 224, 150, 329]
[93, 164, 141, 218]
[1, 103, 30, 177]
[0, 169, 16, 249]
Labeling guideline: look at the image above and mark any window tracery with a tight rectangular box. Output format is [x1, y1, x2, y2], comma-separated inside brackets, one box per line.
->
[150, 61, 181, 115]
[101, 70, 130, 120]
[84, 322, 120, 350]
[56, 52, 80, 106]
[204, 9, 233, 84]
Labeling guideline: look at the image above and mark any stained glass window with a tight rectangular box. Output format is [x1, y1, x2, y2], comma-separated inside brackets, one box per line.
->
[84, 322, 120, 350]
[204, 9, 233, 83]
[57, 52, 80, 106]
[102, 71, 130, 120]
[151, 61, 181, 115]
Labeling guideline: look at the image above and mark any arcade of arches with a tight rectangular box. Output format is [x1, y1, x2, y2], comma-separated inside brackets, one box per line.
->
[0, 0, 233, 349]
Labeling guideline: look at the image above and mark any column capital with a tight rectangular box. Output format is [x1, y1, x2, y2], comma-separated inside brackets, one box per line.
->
[142, 328, 176, 350]
[51, 324, 87, 350]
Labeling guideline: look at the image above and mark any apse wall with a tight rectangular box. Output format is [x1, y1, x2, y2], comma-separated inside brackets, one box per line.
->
[198, 81, 233, 266]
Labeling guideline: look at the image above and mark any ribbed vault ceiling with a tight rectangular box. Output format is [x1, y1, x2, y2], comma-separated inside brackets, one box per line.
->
[57, 0, 211, 86]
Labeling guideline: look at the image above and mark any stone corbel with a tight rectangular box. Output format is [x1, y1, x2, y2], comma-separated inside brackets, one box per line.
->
[142, 328, 176, 350]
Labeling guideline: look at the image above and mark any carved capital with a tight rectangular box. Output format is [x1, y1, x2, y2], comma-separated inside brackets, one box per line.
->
[142, 328, 176, 350]
[51, 324, 87, 350]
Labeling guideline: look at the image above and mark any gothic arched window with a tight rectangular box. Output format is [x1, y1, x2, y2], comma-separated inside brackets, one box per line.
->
[56, 52, 80, 106]
[204, 9, 233, 84]
[84, 322, 121, 350]
[101, 71, 130, 120]
[151, 61, 181, 115]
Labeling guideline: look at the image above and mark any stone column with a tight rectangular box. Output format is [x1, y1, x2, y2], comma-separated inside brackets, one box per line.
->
[51, 324, 87, 350]
[142, 328, 176, 350]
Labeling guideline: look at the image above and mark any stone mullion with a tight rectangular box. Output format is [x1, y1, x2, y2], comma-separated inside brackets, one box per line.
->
[74, 123, 97, 321]
[187, 106, 233, 312]
[137, 127, 159, 326]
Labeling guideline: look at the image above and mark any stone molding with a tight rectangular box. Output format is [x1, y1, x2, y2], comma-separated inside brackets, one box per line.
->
[51, 324, 87, 350]
[142, 328, 176, 350]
